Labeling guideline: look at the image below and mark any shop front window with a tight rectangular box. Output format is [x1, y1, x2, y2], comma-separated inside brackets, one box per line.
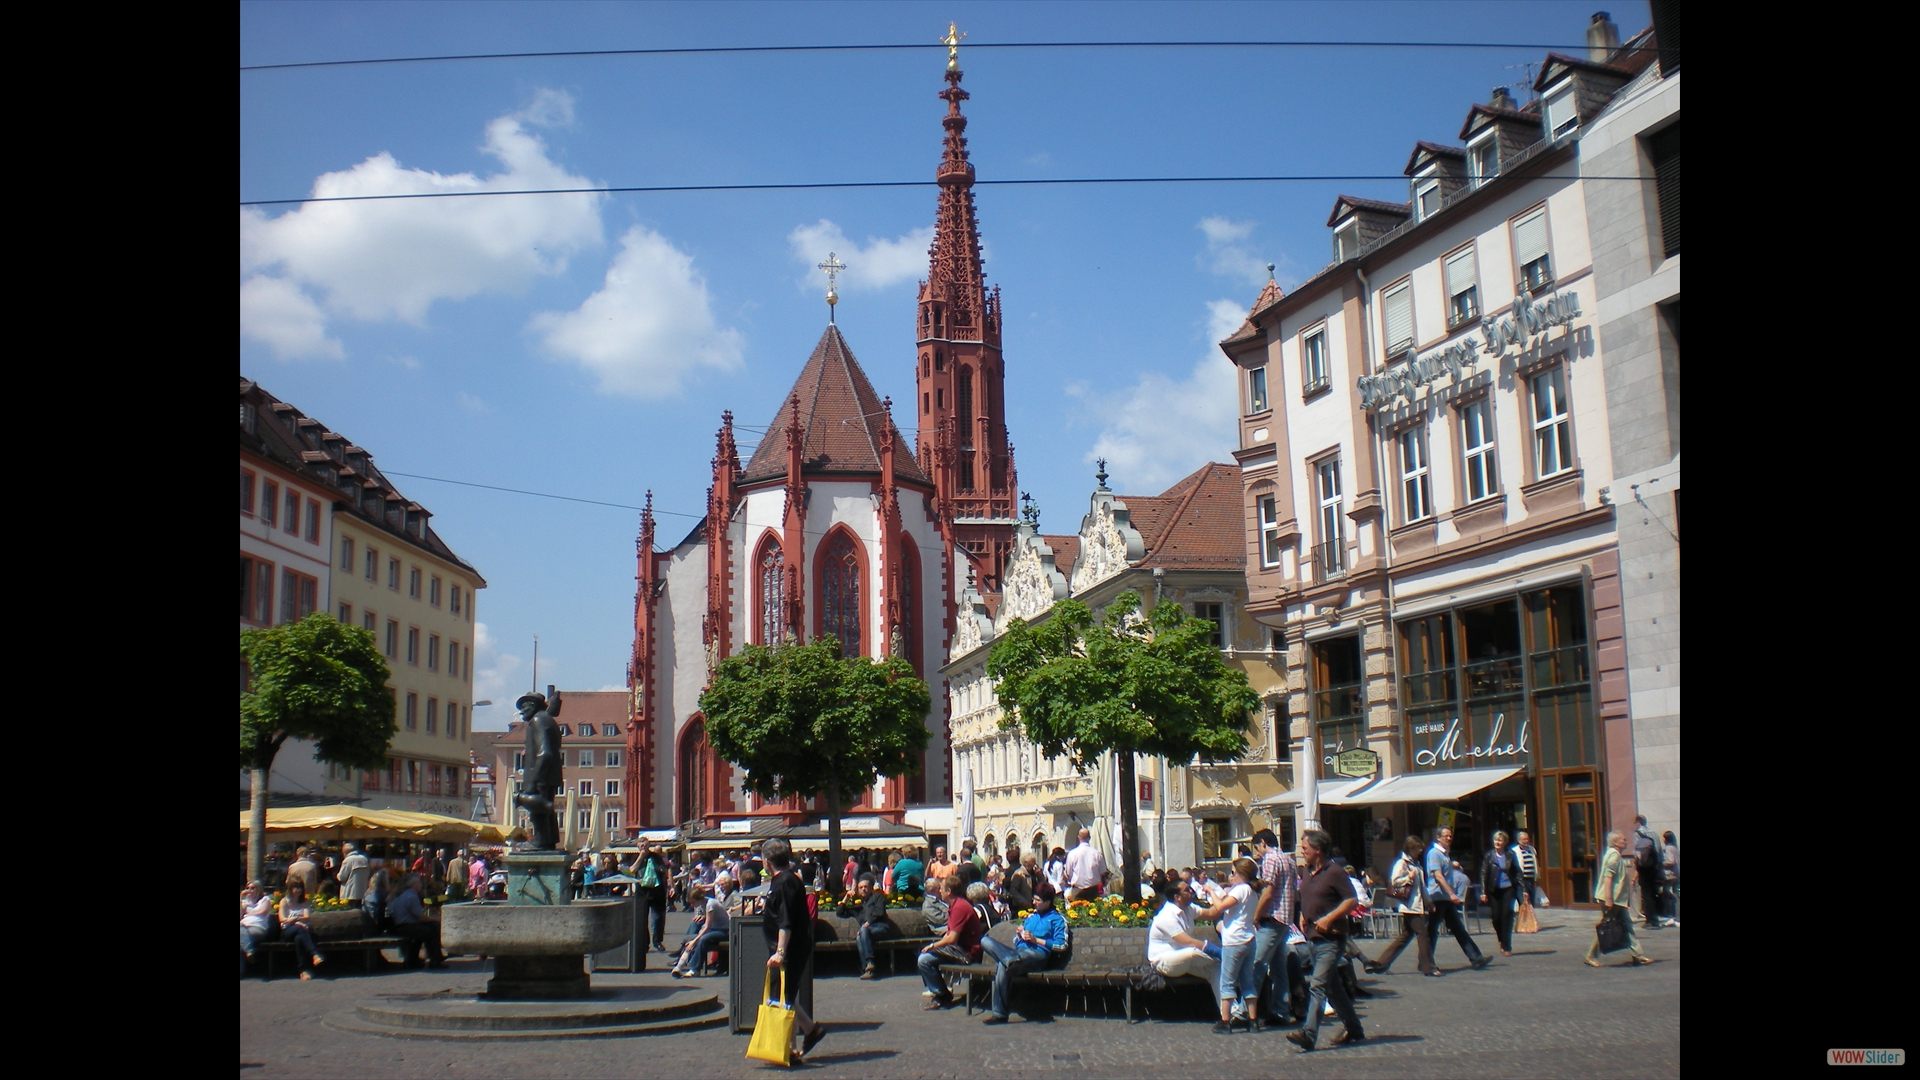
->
[1311, 635, 1364, 780]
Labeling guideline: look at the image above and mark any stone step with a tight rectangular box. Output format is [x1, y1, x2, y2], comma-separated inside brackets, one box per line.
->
[323, 1007, 728, 1042]
[323, 986, 728, 1041]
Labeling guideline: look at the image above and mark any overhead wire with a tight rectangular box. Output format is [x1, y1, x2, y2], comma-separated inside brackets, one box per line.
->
[240, 38, 1654, 73]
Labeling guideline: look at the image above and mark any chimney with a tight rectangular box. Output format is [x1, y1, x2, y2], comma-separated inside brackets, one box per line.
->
[1490, 86, 1517, 112]
[1587, 11, 1621, 61]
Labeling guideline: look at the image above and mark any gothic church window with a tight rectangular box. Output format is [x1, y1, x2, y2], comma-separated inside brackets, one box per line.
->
[820, 531, 862, 656]
[757, 539, 785, 645]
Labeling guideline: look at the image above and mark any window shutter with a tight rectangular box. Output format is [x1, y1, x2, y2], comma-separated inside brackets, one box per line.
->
[1383, 284, 1414, 355]
[1514, 211, 1548, 268]
[1446, 249, 1477, 294]
[1650, 124, 1680, 257]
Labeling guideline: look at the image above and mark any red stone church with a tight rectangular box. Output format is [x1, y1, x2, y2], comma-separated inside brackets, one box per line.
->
[621, 63, 1017, 831]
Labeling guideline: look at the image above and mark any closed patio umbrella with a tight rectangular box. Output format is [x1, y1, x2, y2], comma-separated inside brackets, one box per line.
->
[587, 793, 607, 852]
[960, 768, 976, 848]
[562, 788, 580, 852]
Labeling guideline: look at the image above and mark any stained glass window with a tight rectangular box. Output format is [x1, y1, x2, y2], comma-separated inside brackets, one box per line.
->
[820, 532, 861, 656]
[758, 542, 785, 645]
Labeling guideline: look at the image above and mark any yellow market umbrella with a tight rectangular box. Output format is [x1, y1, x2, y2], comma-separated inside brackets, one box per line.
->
[237, 805, 473, 843]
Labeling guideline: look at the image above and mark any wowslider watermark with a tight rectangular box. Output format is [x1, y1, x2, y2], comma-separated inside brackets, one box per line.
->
[1828, 1049, 1904, 1065]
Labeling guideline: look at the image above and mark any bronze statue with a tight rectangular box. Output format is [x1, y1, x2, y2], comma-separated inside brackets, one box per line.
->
[512, 687, 565, 850]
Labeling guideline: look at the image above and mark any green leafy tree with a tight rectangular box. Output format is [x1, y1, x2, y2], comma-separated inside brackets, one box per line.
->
[240, 613, 397, 881]
[699, 638, 931, 896]
[988, 591, 1261, 901]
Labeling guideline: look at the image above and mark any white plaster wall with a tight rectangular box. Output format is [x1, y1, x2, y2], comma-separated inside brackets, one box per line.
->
[1275, 293, 1357, 544]
[657, 534, 708, 820]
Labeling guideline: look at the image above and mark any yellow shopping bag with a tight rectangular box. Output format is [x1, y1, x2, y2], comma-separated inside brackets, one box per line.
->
[744, 967, 796, 1066]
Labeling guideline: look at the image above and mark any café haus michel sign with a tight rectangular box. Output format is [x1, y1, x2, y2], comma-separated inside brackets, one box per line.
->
[1358, 288, 1583, 415]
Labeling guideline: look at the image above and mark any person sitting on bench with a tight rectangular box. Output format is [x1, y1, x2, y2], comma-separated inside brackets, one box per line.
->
[978, 882, 1067, 1024]
[390, 873, 446, 969]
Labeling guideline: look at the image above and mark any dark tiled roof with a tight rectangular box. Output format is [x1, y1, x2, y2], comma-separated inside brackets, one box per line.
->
[1327, 195, 1412, 228]
[740, 325, 929, 485]
[1459, 102, 1543, 140]
[240, 377, 483, 582]
[1041, 534, 1080, 582]
[1404, 141, 1466, 176]
[1535, 51, 1637, 89]
[1120, 462, 1245, 571]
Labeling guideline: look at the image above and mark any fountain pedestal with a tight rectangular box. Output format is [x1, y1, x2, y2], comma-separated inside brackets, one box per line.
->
[441, 852, 632, 1000]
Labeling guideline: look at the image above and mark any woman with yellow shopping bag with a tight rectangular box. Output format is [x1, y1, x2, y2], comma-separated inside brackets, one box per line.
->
[746, 839, 824, 1066]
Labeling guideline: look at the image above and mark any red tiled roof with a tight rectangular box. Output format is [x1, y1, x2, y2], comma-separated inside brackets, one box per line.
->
[1120, 462, 1246, 571]
[554, 690, 628, 729]
[1222, 278, 1284, 347]
[740, 325, 929, 485]
[1041, 534, 1080, 581]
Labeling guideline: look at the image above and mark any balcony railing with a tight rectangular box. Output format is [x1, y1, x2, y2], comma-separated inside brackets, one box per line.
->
[1529, 644, 1591, 689]
[1463, 655, 1525, 698]
[1312, 540, 1347, 582]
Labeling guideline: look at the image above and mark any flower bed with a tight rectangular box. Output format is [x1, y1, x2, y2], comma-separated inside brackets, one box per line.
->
[1010, 895, 1156, 928]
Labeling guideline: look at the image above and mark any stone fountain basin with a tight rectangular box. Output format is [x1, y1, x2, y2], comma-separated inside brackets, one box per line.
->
[442, 900, 631, 956]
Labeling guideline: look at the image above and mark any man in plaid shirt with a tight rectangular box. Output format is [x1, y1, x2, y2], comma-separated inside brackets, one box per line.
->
[1248, 828, 1299, 1024]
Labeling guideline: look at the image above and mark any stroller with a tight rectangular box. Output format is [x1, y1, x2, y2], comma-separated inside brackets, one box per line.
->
[485, 869, 509, 900]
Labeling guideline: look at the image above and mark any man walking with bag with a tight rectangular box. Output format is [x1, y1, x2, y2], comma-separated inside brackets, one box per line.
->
[1367, 835, 1439, 977]
[1286, 830, 1366, 1052]
[1631, 816, 1663, 930]
[1423, 827, 1489, 970]
[1585, 831, 1653, 967]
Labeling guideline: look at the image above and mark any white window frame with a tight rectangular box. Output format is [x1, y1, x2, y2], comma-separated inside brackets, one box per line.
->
[1398, 425, 1434, 523]
[1247, 366, 1269, 414]
[605, 810, 622, 831]
[1334, 219, 1360, 262]
[1468, 135, 1499, 187]
[578, 779, 594, 797]
[1414, 171, 1441, 221]
[578, 810, 593, 830]
[605, 749, 622, 768]
[1301, 328, 1330, 395]
[1460, 397, 1500, 502]
[1513, 207, 1552, 294]
[1445, 245, 1479, 327]
[1315, 457, 1345, 579]
[1529, 366, 1574, 478]
[1544, 82, 1578, 138]
[606, 779, 621, 797]
[579, 749, 595, 768]
[1257, 495, 1282, 568]
[1382, 281, 1415, 359]
[602, 724, 618, 738]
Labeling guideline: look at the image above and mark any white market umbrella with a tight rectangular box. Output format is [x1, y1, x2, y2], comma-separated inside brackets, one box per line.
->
[959, 768, 976, 846]
[1091, 750, 1119, 878]
[1299, 729, 1320, 832]
[587, 793, 607, 851]
[562, 788, 580, 851]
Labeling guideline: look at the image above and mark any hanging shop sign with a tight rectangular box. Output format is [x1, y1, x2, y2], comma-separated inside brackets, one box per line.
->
[1409, 710, 1532, 771]
[1334, 748, 1382, 778]
[1359, 288, 1583, 414]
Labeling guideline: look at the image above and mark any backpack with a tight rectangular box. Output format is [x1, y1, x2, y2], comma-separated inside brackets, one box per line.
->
[1633, 832, 1659, 874]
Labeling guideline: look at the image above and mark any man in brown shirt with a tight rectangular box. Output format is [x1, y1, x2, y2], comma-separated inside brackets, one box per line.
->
[1286, 829, 1366, 1052]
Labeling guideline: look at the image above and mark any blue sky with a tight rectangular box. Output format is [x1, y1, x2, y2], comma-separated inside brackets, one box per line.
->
[239, 1, 1647, 727]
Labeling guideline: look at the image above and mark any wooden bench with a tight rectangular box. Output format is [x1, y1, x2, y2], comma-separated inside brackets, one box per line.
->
[247, 908, 406, 979]
[686, 908, 937, 977]
[938, 922, 1216, 1023]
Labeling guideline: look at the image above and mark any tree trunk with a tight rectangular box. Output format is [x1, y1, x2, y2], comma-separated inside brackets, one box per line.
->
[248, 764, 272, 883]
[1116, 751, 1140, 903]
[825, 781, 845, 899]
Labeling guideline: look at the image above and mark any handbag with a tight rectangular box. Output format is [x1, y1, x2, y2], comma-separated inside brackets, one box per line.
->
[744, 969, 796, 1066]
[1594, 906, 1631, 954]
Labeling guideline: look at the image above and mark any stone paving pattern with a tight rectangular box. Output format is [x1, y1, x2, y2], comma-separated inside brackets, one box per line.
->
[241, 909, 1679, 1078]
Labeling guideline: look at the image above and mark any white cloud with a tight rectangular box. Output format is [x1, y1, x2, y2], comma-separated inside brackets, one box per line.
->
[470, 621, 525, 730]
[456, 391, 491, 415]
[528, 225, 745, 397]
[1197, 215, 1271, 288]
[238, 275, 343, 360]
[1078, 300, 1244, 492]
[787, 219, 935, 292]
[239, 91, 605, 357]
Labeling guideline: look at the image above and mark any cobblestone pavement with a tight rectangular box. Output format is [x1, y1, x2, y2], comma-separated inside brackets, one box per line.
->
[240, 909, 1679, 1079]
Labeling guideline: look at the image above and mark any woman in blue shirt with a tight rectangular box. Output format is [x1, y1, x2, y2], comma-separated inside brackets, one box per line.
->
[1479, 831, 1523, 957]
[978, 882, 1068, 1024]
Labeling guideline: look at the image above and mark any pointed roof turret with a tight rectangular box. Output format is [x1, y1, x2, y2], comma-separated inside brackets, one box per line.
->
[923, 63, 990, 334]
[1221, 267, 1284, 348]
[740, 325, 929, 484]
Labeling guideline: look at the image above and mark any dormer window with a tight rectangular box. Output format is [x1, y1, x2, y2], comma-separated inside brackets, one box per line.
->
[1469, 137, 1499, 187]
[1334, 219, 1360, 262]
[1544, 82, 1578, 138]
[1414, 172, 1441, 221]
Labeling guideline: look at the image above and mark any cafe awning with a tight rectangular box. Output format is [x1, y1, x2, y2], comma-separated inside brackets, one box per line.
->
[1352, 766, 1523, 804]
[1252, 777, 1378, 809]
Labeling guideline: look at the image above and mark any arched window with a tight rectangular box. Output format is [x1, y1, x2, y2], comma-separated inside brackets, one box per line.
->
[678, 717, 709, 823]
[897, 533, 921, 671]
[818, 529, 863, 656]
[756, 536, 785, 646]
[957, 366, 976, 490]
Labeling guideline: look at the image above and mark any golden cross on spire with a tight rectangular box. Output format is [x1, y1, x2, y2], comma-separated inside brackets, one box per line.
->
[943, 23, 966, 71]
[817, 251, 845, 322]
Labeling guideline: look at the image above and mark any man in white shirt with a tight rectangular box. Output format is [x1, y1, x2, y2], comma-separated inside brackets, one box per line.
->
[1148, 881, 1219, 982]
[1063, 827, 1105, 901]
[337, 843, 369, 903]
